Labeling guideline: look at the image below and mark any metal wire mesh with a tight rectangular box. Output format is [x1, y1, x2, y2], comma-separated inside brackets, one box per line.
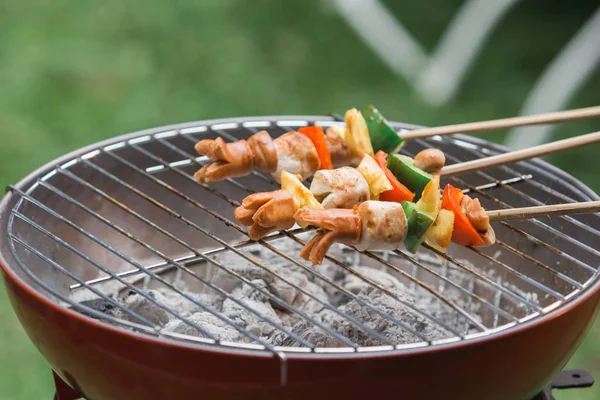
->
[4, 116, 600, 384]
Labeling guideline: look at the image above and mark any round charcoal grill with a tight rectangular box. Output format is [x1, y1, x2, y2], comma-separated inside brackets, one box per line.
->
[1, 115, 599, 400]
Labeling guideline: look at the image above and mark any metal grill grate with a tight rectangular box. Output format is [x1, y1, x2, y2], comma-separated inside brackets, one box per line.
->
[5, 116, 600, 385]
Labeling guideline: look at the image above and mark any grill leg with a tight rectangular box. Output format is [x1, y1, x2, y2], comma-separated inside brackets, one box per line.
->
[533, 369, 594, 400]
[53, 371, 84, 400]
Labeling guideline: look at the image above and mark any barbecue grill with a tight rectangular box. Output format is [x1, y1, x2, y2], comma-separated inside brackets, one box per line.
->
[1, 115, 599, 400]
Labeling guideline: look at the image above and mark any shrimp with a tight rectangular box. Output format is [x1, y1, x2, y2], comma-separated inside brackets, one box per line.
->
[295, 201, 408, 265]
[234, 189, 296, 240]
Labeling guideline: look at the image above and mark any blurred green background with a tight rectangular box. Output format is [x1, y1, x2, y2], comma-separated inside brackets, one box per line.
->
[1, 1, 599, 399]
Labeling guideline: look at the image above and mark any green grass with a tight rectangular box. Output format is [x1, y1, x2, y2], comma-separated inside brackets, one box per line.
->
[0, 1, 598, 398]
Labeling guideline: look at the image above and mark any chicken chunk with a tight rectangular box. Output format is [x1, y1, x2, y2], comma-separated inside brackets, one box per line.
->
[354, 201, 408, 251]
[294, 201, 408, 265]
[271, 132, 321, 183]
[310, 167, 369, 209]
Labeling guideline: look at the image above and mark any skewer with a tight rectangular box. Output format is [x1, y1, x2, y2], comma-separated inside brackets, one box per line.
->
[487, 201, 600, 222]
[441, 131, 600, 176]
[400, 105, 600, 140]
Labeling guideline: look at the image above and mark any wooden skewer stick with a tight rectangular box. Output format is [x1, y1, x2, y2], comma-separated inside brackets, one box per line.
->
[441, 131, 600, 176]
[400, 105, 600, 140]
[487, 201, 600, 222]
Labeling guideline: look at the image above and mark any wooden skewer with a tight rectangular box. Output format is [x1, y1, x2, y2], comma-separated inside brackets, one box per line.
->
[487, 201, 600, 222]
[441, 131, 600, 176]
[400, 105, 600, 140]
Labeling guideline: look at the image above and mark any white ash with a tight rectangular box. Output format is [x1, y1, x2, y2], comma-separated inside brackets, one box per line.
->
[74, 239, 503, 347]
[269, 286, 452, 347]
[163, 312, 241, 342]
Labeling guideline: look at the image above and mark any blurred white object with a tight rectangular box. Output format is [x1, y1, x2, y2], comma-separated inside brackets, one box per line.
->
[332, 0, 427, 81]
[505, 8, 600, 149]
[415, 0, 521, 106]
[331, 0, 519, 105]
[332, 0, 600, 148]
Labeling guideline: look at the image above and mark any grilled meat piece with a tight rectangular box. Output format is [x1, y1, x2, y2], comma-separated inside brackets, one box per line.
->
[271, 132, 321, 183]
[194, 138, 254, 184]
[295, 201, 408, 265]
[310, 167, 369, 209]
[247, 130, 278, 173]
[234, 189, 297, 240]
[414, 148, 446, 175]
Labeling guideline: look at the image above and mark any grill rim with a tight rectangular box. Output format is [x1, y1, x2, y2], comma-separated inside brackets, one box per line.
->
[1, 114, 599, 360]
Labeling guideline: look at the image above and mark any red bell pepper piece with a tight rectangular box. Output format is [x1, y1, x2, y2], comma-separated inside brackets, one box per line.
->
[441, 184, 485, 247]
[375, 150, 415, 203]
[298, 126, 333, 170]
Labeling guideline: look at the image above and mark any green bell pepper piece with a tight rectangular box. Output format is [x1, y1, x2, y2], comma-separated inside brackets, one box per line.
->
[360, 105, 404, 154]
[386, 154, 432, 201]
[402, 201, 435, 253]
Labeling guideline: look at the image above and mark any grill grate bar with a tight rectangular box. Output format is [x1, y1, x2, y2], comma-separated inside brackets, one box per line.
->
[9, 232, 158, 328]
[69, 228, 308, 290]
[423, 244, 542, 312]
[495, 239, 583, 290]
[467, 246, 564, 300]
[360, 249, 489, 331]
[55, 166, 396, 347]
[460, 174, 532, 194]
[464, 275, 477, 335]
[7, 204, 220, 341]
[9, 186, 294, 352]
[40, 177, 334, 349]
[392, 249, 517, 322]
[498, 222, 595, 273]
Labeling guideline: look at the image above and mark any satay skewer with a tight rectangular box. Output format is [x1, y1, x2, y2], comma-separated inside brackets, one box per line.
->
[441, 131, 600, 176]
[399, 106, 600, 140]
[234, 131, 600, 243]
[195, 105, 600, 186]
[486, 200, 600, 222]
[294, 199, 600, 265]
